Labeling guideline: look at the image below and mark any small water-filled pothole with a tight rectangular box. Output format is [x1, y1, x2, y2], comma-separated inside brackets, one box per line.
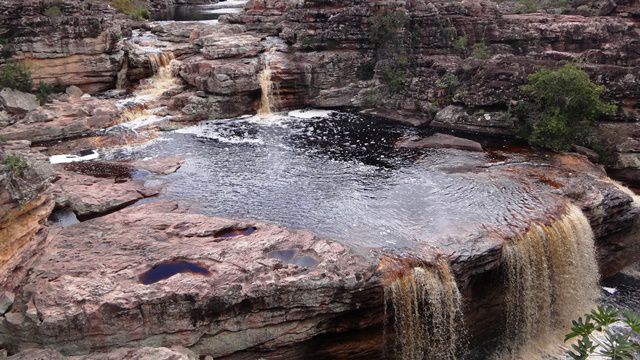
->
[139, 260, 210, 285]
[215, 226, 257, 238]
[268, 249, 320, 268]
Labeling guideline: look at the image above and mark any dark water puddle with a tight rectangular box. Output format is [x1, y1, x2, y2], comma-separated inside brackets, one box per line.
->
[268, 249, 320, 268]
[215, 226, 257, 238]
[139, 260, 210, 285]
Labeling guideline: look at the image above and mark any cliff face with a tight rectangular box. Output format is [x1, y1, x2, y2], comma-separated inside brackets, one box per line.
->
[0, 143, 54, 290]
[218, 0, 640, 179]
[0, 0, 132, 93]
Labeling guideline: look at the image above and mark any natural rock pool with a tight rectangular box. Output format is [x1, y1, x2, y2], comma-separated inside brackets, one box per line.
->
[152, 1, 248, 22]
[106, 110, 557, 252]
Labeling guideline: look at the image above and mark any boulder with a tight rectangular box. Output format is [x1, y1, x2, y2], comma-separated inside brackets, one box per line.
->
[431, 106, 516, 136]
[65, 86, 83, 99]
[0, 292, 13, 315]
[0, 89, 39, 115]
[397, 133, 483, 152]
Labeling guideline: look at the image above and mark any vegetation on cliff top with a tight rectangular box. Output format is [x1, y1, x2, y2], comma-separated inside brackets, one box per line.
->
[519, 64, 615, 152]
[110, 0, 149, 20]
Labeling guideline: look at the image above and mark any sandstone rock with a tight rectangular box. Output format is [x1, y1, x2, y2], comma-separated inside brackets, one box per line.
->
[397, 133, 483, 152]
[0, 89, 39, 115]
[0, 97, 121, 143]
[0, 292, 14, 315]
[432, 106, 516, 135]
[130, 156, 185, 175]
[573, 145, 600, 162]
[1, 153, 638, 358]
[6, 347, 196, 360]
[0, 149, 55, 289]
[0, 1, 133, 93]
[65, 86, 83, 99]
[52, 171, 161, 220]
[0, 200, 380, 357]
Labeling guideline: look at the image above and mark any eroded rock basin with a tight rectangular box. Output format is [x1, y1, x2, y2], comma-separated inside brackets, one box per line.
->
[108, 111, 562, 253]
[1, 111, 639, 359]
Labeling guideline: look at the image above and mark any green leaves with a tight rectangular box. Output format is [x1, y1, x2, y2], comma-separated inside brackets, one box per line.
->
[568, 336, 596, 360]
[519, 64, 616, 151]
[0, 62, 33, 92]
[591, 306, 620, 329]
[565, 315, 596, 341]
[564, 306, 640, 359]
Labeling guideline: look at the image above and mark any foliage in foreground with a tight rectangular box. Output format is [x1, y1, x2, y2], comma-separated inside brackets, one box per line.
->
[519, 64, 615, 151]
[0, 62, 33, 92]
[565, 305, 640, 359]
[110, 0, 149, 20]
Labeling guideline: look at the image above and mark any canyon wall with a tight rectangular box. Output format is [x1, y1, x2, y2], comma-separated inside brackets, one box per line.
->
[0, 0, 132, 93]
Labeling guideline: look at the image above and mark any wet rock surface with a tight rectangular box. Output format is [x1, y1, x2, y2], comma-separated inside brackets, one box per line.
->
[0, 147, 638, 358]
[0, 200, 380, 358]
[396, 133, 483, 152]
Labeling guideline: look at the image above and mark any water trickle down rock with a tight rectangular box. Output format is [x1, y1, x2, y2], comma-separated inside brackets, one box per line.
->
[384, 258, 464, 360]
[134, 52, 178, 99]
[502, 203, 600, 355]
[258, 47, 276, 116]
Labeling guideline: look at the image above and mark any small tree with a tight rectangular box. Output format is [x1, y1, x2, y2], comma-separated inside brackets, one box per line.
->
[520, 64, 616, 151]
[565, 305, 640, 359]
[0, 62, 33, 92]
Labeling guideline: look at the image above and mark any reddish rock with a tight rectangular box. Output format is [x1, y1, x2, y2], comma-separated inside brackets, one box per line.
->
[52, 170, 161, 220]
[397, 133, 483, 152]
[0, 97, 121, 143]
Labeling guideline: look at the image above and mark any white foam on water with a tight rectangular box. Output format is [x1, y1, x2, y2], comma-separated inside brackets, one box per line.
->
[49, 150, 99, 164]
[288, 109, 335, 119]
[120, 114, 170, 130]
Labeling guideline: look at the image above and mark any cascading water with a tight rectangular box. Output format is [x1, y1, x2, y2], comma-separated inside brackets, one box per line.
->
[384, 258, 464, 360]
[501, 203, 600, 357]
[135, 52, 178, 99]
[116, 58, 129, 90]
[258, 48, 276, 116]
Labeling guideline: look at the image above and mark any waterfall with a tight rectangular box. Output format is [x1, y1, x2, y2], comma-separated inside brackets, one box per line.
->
[135, 52, 177, 99]
[384, 258, 464, 360]
[502, 203, 600, 356]
[258, 48, 276, 116]
[116, 57, 129, 90]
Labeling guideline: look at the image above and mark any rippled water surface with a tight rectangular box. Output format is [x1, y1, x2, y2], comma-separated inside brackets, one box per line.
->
[110, 111, 552, 249]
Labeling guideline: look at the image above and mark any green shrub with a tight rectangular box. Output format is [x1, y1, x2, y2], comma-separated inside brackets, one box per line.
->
[368, 10, 407, 50]
[519, 64, 616, 151]
[471, 42, 491, 60]
[382, 55, 408, 93]
[565, 305, 640, 359]
[45, 5, 62, 17]
[382, 65, 406, 94]
[110, 0, 149, 20]
[0, 63, 33, 92]
[453, 36, 468, 54]
[3, 154, 28, 177]
[436, 73, 460, 94]
[35, 80, 65, 105]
